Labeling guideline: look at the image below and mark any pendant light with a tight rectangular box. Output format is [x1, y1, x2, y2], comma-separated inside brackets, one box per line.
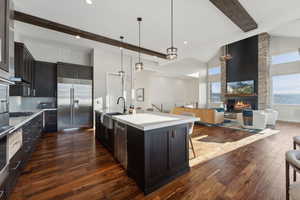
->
[118, 36, 125, 77]
[135, 17, 144, 71]
[166, 0, 178, 60]
[220, 45, 232, 62]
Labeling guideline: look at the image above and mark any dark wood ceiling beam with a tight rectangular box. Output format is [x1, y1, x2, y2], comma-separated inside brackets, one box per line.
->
[210, 0, 258, 32]
[14, 11, 167, 59]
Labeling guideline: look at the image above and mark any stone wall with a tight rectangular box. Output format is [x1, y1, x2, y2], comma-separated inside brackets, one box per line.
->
[258, 33, 271, 109]
[220, 46, 227, 102]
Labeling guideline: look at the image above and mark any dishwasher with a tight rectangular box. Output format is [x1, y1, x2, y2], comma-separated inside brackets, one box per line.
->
[114, 121, 127, 169]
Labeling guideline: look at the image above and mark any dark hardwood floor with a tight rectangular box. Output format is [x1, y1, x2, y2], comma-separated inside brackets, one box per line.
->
[10, 122, 299, 200]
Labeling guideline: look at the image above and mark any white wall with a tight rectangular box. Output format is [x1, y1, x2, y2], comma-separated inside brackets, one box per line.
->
[134, 71, 199, 111]
[270, 36, 300, 122]
[15, 35, 91, 65]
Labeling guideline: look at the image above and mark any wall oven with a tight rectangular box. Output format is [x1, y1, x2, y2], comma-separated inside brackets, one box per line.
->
[0, 79, 14, 185]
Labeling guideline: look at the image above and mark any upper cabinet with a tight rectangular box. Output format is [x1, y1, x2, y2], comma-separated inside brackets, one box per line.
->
[0, 0, 9, 72]
[34, 61, 57, 97]
[14, 42, 35, 83]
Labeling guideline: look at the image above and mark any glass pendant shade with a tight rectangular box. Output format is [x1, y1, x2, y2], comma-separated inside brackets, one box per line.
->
[135, 62, 144, 71]
[166, 46, 178, 60]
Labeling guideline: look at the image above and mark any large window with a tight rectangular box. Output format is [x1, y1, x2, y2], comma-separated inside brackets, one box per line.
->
[208, 66, 221, 75]
[210, 82, 221, 103]
[272, 74, 300, 105]
[272, 51, 300, 65]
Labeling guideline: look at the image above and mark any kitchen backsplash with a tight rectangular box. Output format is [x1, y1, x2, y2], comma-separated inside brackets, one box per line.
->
[9, 97, 56, 112]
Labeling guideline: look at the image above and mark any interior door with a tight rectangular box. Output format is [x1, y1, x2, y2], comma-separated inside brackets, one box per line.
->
[73, 79, 93, 128]
[57, 78, 74, 130]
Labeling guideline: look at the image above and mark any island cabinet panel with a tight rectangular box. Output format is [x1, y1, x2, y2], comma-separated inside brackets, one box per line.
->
[127, 124, 190, 194]
[95, 112, 114, 153]
[169, 125, 189, 173]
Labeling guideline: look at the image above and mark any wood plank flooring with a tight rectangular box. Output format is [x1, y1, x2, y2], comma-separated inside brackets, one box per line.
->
[10, 122, 300, 200]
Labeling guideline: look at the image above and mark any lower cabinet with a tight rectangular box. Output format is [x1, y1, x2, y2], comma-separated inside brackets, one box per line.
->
[3, 113, 44, 199]
[127, 124, 190, 194]
[43, 110, 57, 133]
[95, 112, 114, 153]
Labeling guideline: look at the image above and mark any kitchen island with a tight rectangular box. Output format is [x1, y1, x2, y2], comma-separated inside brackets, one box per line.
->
[95, 111, 199, 194]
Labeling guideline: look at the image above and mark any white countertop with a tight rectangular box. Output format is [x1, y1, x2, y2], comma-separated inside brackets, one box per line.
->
[112, 112, 199, 131]
[9, 108, 57, 133]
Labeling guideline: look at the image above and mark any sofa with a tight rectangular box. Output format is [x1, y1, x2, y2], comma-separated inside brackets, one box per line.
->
[171, 107, 224, 124]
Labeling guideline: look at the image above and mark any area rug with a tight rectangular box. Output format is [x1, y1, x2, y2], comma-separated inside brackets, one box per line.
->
[203, 120, 265, 133]
[189, 128, 280, 167]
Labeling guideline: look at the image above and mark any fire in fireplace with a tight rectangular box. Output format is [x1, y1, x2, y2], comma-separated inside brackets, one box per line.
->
[234, 101, 252, 111]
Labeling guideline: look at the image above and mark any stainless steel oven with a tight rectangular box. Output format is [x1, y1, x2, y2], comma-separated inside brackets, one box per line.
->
[0, 78, 14, 185]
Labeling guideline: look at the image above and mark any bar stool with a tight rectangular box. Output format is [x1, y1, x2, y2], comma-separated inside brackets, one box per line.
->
[285, 150, 300, 200]
[180, 112, 196, 158]
[293, 136, 300, 181]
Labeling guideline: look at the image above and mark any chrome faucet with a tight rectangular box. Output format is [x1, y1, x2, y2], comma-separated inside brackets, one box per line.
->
[117, 97, 127, 114]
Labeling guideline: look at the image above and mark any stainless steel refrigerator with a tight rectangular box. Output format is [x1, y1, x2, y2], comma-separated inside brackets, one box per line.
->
[57, 63, 93, 131]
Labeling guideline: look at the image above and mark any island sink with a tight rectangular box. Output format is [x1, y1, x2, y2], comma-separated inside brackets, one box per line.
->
[95, 111, 199, 194]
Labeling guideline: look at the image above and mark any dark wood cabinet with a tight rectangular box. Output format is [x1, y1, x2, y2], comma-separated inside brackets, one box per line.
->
[57, 62, 93, 80]
[127, 124, 189, 194]
[14, 42, 35, 83]
[43, 110, 57, 133]
[10, 42, 35, 96]
[95, 112, 114, 153]
[34, 61, 57, 97]
[3, 113, 43, 199]
[0, 0, 9, 72]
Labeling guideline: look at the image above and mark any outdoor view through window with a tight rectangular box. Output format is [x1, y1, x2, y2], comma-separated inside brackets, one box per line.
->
[272, 51, 300, 105]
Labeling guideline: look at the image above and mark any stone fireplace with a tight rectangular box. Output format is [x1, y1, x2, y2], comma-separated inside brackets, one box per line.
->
[221, 33, 271, 112]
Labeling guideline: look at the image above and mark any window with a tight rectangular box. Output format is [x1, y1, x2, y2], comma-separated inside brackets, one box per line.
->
[272, 51, 300, 65]
[208, 66, 221, 75]
[210, 82, 221, 103]
[272, 74, 300, 105]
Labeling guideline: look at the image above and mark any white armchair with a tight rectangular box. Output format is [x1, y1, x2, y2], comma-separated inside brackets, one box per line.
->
[243, 111, 268, 130]
[264, 109, 279, 126]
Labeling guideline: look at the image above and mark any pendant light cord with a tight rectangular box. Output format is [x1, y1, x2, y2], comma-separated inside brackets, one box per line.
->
[138, 19, 141, 63]
[120, 36, 124, 72]
[171, 0, 174, 48]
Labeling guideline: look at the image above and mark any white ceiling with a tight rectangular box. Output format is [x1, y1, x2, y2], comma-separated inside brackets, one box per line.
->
[14, 0, 300, 65]
[270, 19, 300, 38]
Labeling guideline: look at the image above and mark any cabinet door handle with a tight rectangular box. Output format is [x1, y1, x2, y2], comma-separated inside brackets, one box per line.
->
[171, 130, 176, 138]
[13, 161, 21, 170]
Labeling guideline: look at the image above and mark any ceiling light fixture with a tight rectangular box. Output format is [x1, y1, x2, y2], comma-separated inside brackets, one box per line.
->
[86, 0, 93, 5]
[75, 35, 81, 39]
[135, 17, 144, 72]
[220, 45, 232, 62]
[166, 0, 178, 60]
[119, 36, 125, 77]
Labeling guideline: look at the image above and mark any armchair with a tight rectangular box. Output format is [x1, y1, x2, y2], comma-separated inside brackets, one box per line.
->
[242, 110, 267, 130]
[264, 109, 279, 126]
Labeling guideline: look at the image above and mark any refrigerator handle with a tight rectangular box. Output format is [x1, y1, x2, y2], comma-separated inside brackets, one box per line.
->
[70, 88, 73, 125]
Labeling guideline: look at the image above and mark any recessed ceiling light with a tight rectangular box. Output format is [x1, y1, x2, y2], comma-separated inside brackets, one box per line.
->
[76, 35, 81, 39]
[184, 41, 188, 45]
[86, 0, 93, 5]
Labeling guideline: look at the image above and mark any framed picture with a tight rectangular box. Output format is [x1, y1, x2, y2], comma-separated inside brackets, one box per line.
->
[136, 88, 144, 102]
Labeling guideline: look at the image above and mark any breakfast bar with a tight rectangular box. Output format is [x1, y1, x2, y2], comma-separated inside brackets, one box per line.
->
[95, 111, 199, 194]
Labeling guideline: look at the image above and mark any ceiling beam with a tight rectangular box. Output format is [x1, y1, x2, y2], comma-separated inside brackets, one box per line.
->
[210, 0, 258, 32]
[14, 11, 167, 59]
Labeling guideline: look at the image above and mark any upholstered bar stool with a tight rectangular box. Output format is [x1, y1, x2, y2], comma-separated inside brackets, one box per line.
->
[293, 136, 300, 181]
[293, 136, 300, 150]
[285, 150, 300, 200]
